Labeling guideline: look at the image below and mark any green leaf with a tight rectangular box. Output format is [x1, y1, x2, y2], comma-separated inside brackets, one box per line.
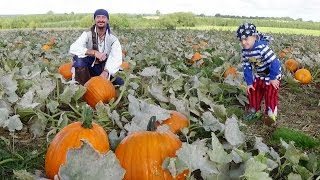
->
[284, 142, 302, 165]
[201, 111, 224, 132]
[0, 108, 9, 127]
[176, 141, 219, 176]
[4, 115, 23, 132]
[162, 157, 188, 178]
[208, 132, 232, 164]
[243, 158, 272, 180]
[224, 116, 245, 147]
[17, 90, 40, 108]
[287, 173, 302, 180]
[294, 165, 313, 180]
[58, 140, 125, 180]
[148, 83, 169, 102]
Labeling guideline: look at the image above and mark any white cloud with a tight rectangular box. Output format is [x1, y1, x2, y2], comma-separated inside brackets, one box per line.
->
[0, 0, 319, 22]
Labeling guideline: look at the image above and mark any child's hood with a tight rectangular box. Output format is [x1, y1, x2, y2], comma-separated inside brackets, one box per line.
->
[253, 39, 268, 48]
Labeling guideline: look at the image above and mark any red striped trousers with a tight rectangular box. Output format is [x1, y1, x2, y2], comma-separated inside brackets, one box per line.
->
[248, 78, 279, 115]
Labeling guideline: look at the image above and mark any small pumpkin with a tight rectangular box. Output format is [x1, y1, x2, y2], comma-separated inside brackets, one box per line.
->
[191, 52, 202, 62]
[58, 62, 73, 80]
[120, 61, 130, 70]
[294, 68, 312, 84]
[223, 66, 237, 78]
[156, 111, 189, 134]
[42, 44, 51, 51]
[115, 117, 188, 180]
[278, 47, 293, 58]
[45, 105, 110, 179]
[284, 59, 299, 73]
[83, 76, 116, 108]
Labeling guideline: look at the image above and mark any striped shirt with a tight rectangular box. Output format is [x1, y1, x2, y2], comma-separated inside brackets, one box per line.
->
[242, 40, 282, 85]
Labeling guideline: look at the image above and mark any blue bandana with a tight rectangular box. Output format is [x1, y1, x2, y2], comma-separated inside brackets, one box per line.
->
[94, 9, 109, 19]
[236, 22, 273, 42]
[93, 9, 111, 34]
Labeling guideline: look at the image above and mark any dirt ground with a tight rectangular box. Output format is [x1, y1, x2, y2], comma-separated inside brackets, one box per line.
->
[246, 81, 320, 142]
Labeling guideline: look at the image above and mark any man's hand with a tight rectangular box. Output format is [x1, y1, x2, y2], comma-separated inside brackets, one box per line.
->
[100, 70, 109, 79]
[246, 85, 255, 94]
[270, 79, 280, 89]
[94, 51, 107, 61]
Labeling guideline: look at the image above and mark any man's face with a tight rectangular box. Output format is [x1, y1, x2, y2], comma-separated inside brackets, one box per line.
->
[240, 36, 256, 49]
[95, 15, 109, 28]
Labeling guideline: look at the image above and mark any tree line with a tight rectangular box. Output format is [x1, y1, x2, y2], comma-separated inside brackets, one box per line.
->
[0, 12, 320, 30]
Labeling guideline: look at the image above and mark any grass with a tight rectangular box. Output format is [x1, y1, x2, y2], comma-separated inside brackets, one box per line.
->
[180, 26, 320, 36]
[271, 127, 320, 149]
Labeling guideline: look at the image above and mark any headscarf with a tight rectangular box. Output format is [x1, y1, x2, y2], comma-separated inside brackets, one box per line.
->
[236, 22, 273, 42]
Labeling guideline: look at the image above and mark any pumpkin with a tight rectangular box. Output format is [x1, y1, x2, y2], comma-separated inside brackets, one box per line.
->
[83, 76, 116, 108]
[120, 61, 130, 70]
[278, 47, 293, 58]
[115, 117, 188, 180]
[156, 111, 189, 134]
[42, 59, 49, 63]
[58, 62, 73, 80]
[223, 67, 237, 78]
[294, 68, 312, 84]
[284, 59, 299, 73]
[42, 44, 51, 51]
[45, 105, 110, 179]
[191, 52, 202, 62]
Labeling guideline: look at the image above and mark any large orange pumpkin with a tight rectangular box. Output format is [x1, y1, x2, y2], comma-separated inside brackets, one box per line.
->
[45, 106, 110, 179]
[157, 111, 189, 134]
[83, 76, 116, 108]
[284, 59, 299, 73]
[223, 66, 237, 78]
[294, 68, 312, 84]
[58, 62, 73, 80]
[115, 117, 188, 180]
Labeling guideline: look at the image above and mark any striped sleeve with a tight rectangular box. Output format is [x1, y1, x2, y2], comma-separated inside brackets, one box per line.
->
[242, 51, 254, 85]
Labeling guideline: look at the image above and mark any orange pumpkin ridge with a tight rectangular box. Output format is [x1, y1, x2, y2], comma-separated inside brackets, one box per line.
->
[191, 52, 202, 62]
[45, 106, 110, 179]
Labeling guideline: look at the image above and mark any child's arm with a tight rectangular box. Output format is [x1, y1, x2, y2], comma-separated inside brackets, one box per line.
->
[243, 54, 254, 85]
[260, 45, 282, 80]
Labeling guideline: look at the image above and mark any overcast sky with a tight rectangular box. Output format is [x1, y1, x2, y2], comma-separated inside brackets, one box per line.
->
[1, 0, 319, 22]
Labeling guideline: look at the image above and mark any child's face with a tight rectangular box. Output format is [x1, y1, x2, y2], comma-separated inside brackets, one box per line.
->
[240, 36, 257, 49]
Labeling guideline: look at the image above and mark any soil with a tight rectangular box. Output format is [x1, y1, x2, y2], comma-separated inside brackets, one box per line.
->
[246, 82, 320, 143]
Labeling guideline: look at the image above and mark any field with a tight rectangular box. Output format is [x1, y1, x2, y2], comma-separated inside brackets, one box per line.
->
[0, 28, 320, 179]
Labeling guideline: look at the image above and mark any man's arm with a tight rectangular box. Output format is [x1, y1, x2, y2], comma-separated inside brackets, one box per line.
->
[103, 40, 123, 77]
[69, 32, 91, 57]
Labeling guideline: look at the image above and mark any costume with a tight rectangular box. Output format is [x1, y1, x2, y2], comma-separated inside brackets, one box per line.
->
[69, 9, 123, 85]
[236, 23, 282, 120]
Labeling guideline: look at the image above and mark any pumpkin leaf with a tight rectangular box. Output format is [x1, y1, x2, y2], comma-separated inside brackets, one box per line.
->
[125, 95, 170, 132]
[0, 108, 10, 127]
[287, 173, 303, 180]
[46, 100, 59, 113]
[30, 113, 48, 138]
[224, 116, 245, 147]
[176, 141, 219, 176]
[254, 137, 270, 154]
[148, 83, 169, 102]
[17, 90, 40, 108]
[3, 115, 23, 132]
[108, 129, 126, 151]
[59, 140, 125, 180]
[139, 66, 160, 77]
[162, 157, 188, 178]
[201, 111, 225, 132]
[284, 142, 303, 165]
[208, 132, 232, 164]
[243, 158, 272, 180]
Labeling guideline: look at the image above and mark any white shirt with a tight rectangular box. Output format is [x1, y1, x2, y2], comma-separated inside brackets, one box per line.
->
[69, 29, 122, 77]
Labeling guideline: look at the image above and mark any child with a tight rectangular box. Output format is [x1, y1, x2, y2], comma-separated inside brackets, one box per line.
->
[236, 22, 282, 124]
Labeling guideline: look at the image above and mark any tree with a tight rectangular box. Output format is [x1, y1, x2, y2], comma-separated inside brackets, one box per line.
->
[156, 10, 160, 16]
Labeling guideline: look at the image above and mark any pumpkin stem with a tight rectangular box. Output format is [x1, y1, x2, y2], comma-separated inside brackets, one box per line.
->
[81, 105, 93, 129]
[147, 116, 157, 131]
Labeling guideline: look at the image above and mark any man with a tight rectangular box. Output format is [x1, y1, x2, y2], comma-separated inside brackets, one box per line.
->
[69, 9, 123, 85]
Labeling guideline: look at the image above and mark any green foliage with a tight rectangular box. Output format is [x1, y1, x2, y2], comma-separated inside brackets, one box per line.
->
[110, 14, 130, 30]
[158, 12, 196, 29]
[271, 127, 320, 149]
